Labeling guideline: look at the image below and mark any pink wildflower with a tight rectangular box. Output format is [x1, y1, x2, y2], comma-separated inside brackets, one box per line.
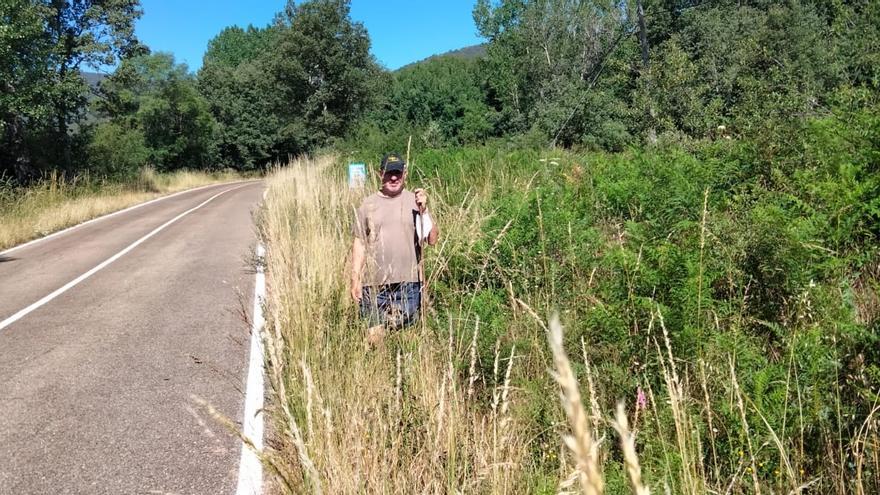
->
[636, 386, 647, 411]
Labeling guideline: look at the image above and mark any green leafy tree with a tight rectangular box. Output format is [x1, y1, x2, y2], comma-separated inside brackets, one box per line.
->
[95, 48, 172, 124]
[0, 0, 53, 179]
[392, 56, 496, 145]
[42, 0, 143, 168]
[833, 0, 880, 88]
[198, 25, 281, 169]
[270, 0, 380, 153]
[623, 0, 860, 147]
[87, 121, 148, 177]
[202, 25, 275, 68]
[139, 75, 217, 170]
[473, 0, 635, 147]
[683, 2, 843, 133]
[96, 53, 217, 171]
[632, 34, 719, 139]
[0, 0, 142, 178]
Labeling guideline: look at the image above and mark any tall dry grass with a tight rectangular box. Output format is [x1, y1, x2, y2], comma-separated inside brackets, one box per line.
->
[0, 167, 241, 251]
[258, 156, 529, 493]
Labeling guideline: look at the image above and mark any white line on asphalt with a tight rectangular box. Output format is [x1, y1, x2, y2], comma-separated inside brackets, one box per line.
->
[0, 183, 252, 332]
[0, 180, 259, 257]
[236, 243, 266, 495]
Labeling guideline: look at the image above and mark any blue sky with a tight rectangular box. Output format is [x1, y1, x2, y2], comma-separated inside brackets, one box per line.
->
[135, 0, 484, 71]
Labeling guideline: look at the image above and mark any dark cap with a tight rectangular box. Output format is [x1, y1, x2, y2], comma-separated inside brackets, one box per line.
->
[380, 152, 406, 173]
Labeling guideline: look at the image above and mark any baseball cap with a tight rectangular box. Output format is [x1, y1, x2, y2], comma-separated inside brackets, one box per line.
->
[380, 152, 406, 173]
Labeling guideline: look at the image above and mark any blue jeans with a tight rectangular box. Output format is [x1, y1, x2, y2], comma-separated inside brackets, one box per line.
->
[359, 282, 421, 330]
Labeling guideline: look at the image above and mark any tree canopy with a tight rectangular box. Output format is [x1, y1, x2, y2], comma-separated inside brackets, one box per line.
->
[1, 0, 878, 176]
[1, 0, 142, 179]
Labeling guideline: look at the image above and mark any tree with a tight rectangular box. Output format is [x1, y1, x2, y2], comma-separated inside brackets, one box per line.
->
[139, 74, 217, 170]
[96, 53, 217, 171]
[270, 0, 380, 154]
[391, 56, 496, 145]
[473, 0, 636, 147]
[648, 1, 845, 138]
[834, 0, 880, 89]
[87, 121, 148, 178]
[0, 0, 143, 179]
[0, 0, 53, 179]
[202, 25, 275, 68]
[198, 25, 282, 169]
[632, 34, 717, 138]
[42, 0, 143, 169]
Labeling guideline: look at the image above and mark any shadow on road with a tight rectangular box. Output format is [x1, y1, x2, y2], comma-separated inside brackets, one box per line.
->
[0, 256, 17, 263]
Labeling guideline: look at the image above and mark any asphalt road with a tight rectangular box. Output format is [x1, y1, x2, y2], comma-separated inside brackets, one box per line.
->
[0, 181, 265, 494]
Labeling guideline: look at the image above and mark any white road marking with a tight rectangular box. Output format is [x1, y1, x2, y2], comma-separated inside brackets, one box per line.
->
[0, 183, 252, 332]
[236, 243, 266, 495]
[0, 180, 259, 257]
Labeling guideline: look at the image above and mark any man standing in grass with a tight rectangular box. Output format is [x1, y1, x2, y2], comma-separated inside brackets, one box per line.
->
[350, 152, 439, 346]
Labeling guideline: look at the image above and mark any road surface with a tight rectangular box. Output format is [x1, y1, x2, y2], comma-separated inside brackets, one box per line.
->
[0, 181, 265, 494]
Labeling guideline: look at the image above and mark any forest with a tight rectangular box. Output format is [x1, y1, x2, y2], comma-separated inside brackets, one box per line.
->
[2, 0, 875, 178]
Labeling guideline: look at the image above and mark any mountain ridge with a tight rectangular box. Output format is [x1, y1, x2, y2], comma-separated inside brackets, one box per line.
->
[395, 43, 487, 72]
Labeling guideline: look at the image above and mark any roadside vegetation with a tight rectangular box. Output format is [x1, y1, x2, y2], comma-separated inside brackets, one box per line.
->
[0, 168, 241, 251]
[248, 1, 878, 493]
[258, 92, 879, 493]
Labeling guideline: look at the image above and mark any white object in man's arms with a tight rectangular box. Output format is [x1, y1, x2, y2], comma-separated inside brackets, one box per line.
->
[415, 212, 433, 242]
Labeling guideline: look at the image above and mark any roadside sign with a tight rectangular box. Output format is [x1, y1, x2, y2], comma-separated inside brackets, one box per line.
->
[348, 162, 366, 189]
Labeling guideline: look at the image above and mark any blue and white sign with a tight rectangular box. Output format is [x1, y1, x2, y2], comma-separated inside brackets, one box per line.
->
[348, 162, 366, 189]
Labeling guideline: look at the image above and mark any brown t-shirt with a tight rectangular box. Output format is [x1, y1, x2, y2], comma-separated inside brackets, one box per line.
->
[353, 190, 422, 286]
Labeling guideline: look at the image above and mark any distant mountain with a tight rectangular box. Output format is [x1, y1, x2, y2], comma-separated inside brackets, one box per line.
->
[396, 43, 487, 72]
[82, 71, 106, 88]
[79, 72, 108, 128]
[438, 44, 487, 60]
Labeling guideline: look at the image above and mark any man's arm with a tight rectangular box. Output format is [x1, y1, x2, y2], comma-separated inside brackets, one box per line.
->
[350, 237, 365, 301]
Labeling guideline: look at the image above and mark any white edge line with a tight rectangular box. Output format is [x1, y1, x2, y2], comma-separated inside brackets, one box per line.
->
[0, 179, 260, 257]
[236, 242, 266, 495]
[0, 183, 251, 333]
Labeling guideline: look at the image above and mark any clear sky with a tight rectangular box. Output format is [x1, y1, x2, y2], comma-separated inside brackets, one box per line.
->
[135, 0, 485, 71]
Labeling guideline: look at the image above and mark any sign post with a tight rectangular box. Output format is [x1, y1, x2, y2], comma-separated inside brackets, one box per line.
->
[348, 162, 366, 189]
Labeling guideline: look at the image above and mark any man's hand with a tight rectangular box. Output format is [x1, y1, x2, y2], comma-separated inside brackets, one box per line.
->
[414, 188, 428, 213]
[350, 281, 362, 302]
